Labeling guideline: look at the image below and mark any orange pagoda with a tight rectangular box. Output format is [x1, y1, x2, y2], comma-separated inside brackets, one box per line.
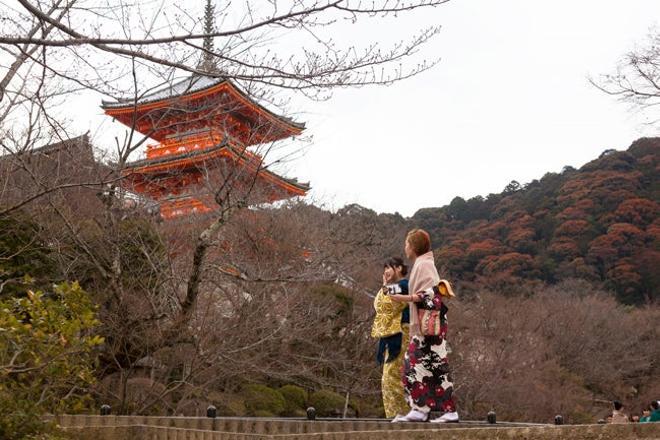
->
[101, 3, 308, 219]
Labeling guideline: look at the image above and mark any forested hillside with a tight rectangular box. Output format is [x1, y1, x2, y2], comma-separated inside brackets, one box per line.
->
[411, 138, 659, 304]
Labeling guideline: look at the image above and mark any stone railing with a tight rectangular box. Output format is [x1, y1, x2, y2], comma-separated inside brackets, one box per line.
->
[55, 415, 660, 440]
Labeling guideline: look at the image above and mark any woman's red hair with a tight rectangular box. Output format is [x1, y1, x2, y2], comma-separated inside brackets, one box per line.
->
[406, 228, 431, 256]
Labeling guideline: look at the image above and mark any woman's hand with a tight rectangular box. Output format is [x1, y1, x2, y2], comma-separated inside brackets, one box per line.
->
[389, 293, 422, 303]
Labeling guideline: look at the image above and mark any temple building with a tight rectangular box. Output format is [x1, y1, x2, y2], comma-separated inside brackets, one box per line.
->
[101, 2, 308, 220]
[0, 134, 108, 218]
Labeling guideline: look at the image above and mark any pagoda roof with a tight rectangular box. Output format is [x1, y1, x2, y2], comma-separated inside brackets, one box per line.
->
[102, 75, 221, 108]
[122, 138, 310, 195]
[101, 75, 304, 130]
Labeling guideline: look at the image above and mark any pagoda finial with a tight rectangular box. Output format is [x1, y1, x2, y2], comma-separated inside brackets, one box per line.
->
[198, 0, 218, 73]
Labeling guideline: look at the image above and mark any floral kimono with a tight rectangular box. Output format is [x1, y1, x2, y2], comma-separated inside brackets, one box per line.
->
[403, 252, 456, 415]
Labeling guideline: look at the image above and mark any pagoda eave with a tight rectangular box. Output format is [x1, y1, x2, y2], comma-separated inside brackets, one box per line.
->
[102, 78, 304, 144]
[121, 143, 309, 199]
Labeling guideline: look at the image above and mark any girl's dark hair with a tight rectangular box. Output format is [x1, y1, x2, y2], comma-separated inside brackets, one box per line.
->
[384, 257, 408, 276]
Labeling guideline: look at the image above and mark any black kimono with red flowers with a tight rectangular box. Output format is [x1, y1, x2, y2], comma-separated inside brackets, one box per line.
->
[402, 290, 456, 414]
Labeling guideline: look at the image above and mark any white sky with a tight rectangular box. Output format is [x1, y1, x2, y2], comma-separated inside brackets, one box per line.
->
[71, 0, 660, 217]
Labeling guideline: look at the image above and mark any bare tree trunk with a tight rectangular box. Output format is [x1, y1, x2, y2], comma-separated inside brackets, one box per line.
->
[181, 203, 243, 317]
[119, 369, 129, 415]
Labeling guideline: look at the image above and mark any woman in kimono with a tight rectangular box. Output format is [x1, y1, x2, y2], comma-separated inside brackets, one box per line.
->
[371, 257, 410, 419]
[389, 229, 458, 423]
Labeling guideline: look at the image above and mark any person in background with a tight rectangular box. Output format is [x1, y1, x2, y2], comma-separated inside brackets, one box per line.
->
[640, 408, 651, 423]
[611, 400, 629, 424]
[371, 257, 410, 420]
[649, 401, 660, 422]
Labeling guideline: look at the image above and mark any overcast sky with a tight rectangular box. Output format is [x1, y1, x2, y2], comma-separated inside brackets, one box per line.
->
[75, 0, 660, 217]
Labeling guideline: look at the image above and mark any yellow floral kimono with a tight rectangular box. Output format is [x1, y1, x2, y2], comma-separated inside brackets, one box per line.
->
[371, 282, 410, 418]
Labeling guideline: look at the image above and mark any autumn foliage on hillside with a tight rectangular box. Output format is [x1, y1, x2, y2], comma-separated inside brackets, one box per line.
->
[412, 138, 659, 304]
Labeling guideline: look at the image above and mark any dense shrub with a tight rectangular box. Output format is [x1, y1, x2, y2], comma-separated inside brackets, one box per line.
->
[279, 385, 308, 416]
[349, 398, 384, 418]
[243, 384, 285, 416]
[0, 213, 55, 298]
[309, 390, 346, 417]
[209, 392, 246, 416]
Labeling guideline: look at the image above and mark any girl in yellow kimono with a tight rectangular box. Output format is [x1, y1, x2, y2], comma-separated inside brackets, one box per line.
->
[371, 257, 410, 419]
